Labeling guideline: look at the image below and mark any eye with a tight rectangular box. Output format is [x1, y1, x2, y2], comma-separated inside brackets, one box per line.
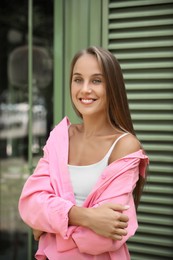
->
[73, 78, 83, 83]
[92, 79, 102, 84]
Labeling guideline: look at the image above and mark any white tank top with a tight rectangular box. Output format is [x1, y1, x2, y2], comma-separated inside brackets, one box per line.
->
[68, 133, 129, 206]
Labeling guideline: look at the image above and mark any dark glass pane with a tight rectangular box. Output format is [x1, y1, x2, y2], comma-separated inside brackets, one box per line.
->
[0, 0, 53, 259]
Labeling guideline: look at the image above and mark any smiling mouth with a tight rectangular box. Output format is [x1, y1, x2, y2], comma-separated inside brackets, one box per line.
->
[79, 98, 96, 104]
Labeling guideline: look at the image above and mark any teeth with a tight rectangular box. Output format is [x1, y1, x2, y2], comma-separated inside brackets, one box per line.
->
[81, 99, 94, 104]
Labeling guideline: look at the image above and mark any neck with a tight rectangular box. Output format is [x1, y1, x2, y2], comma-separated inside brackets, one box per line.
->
[81, 115, 113, 137]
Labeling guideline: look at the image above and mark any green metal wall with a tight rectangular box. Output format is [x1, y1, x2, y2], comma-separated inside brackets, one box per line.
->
[54, 0, 103, 123]
[106, 0, 173, 259]
[54, 0, 173, 259]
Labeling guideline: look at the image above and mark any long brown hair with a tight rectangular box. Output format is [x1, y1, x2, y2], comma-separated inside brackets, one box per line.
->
[70, 46, 146, 208]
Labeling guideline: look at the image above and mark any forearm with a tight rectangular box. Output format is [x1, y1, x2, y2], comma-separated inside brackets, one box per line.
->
[69, 203, 128, 239]
[72, 198, 137, 255]
[68, 205, 91, 228]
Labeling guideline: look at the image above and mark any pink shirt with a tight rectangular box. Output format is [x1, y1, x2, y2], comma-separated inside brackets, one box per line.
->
[18, 117, 149, 260]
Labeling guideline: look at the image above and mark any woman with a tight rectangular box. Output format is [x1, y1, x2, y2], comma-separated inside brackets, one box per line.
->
[19, 46, 149, 259]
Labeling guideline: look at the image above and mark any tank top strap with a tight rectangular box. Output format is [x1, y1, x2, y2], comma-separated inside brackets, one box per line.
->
[105, 132, 129, 159]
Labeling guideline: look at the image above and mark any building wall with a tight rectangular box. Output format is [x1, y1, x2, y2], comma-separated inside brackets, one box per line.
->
[54, 0, 173, 259]
[54, 0, 103, 123]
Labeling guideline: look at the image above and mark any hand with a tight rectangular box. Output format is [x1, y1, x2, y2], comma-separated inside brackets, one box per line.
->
[33, 229, 44, 241]
[87, 203, 129, 240]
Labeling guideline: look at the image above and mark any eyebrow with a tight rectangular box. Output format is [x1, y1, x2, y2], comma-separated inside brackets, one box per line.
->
[73, 73, 103, 77]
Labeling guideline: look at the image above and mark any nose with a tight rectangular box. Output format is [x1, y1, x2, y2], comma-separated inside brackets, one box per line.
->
[81, 81, 92, 93]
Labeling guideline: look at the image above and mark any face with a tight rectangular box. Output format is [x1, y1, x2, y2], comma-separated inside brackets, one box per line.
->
[71, 54, 107, 118]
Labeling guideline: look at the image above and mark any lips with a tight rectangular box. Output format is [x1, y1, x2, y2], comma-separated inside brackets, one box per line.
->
[79, 98, 96, 104]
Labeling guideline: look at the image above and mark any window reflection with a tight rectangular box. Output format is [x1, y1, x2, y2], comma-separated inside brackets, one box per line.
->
[0, 1, 53, 259]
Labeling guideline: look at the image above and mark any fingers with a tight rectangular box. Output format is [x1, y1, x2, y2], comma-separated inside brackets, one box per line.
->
[112, 233, 126, 240]
[107, 203, 130, 212]
[33, 232, 40, 241]
[34, 235, 39, 241]
[33, 230, 44, 241]
[118, 220, 128, 229]
[113, 234, 123, 240]
[110, 227, 128, 240]
[110, 216, 129, 240]
[119, 213, 129, 222]
[109, 229, 128, 240]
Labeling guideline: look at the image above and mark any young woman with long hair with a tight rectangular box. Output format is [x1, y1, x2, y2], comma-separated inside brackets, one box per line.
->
[19, 46, 148, 260]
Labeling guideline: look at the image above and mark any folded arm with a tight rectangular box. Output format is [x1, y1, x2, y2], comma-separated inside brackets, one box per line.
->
[70, 162, 140, 255]
[19, 137, 147, 255]
[18, 146, 74, 239]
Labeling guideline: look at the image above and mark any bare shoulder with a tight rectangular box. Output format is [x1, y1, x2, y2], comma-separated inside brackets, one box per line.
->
[109, 133, 141, 163]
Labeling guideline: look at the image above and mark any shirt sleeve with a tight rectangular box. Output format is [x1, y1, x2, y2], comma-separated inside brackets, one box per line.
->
[71, 159, 141, 255]
[18, 146, 74, 239]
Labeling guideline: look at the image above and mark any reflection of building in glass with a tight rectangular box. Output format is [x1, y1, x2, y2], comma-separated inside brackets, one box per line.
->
[0, 103, 47, 139]
[1, 44, 52, 157]
[8, 45, 52, 89]
[0, 102, 47, 155]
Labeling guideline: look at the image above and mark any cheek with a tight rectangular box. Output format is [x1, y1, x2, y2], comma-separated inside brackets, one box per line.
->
[100, 88, 107, 100]
[71, 87, 77, 104]
[71, 84, 80, 95]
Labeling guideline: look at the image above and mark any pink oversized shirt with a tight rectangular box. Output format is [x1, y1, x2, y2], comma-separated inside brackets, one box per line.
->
[18, 117, 149, 260]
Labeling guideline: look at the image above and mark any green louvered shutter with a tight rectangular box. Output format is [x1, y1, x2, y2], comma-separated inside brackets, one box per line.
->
[107, 0, 173, 259]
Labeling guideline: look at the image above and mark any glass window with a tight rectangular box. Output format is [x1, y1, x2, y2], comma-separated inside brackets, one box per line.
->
[0, 1, 53, 258]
